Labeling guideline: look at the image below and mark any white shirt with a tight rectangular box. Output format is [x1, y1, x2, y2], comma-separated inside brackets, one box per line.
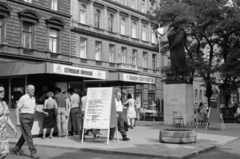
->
[71, 93, 80, 108]
[17, 94, 36, 114]
[115, 98, 123, 112]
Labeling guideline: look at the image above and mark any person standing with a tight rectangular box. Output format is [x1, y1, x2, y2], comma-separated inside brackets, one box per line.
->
[79, 89, 87, 140]
[54, 87, 68, 138]
[123, 94, 136, 129]
[63, 91, 71, 136]
[68, 88, 80, 136]
[109, 92, 130, 141]
[14, 85, 48, 159]
[42, 91, 57, 139]
[0, 84, 18, 159]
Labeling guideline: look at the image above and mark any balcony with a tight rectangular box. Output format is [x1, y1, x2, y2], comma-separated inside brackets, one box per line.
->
[116, 63, 138, 71]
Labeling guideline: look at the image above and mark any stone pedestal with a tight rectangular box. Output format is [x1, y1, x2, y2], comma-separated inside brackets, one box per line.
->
[164, 82, 194, 125]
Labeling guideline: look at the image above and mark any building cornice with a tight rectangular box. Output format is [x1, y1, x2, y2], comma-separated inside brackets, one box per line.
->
[9, 0, 71, 18]
[71, 27, 159, 52]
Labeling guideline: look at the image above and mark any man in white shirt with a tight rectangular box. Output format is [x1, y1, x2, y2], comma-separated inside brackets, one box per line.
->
[109, 92, 130, 141]
[14, 85, 48, 159]
[68, 88, 80, 136]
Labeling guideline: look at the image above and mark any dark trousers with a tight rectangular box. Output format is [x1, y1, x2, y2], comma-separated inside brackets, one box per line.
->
[15, 114, 37, 154]
[110, 112, 127, 139]
[70, 107, 80, 134]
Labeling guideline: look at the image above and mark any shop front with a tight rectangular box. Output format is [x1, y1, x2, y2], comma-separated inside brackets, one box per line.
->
[84, 72, 157, 108]
[0, 61, 107, 137]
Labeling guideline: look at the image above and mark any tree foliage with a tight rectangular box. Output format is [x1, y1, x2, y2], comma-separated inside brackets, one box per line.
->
[151, 0, 240, 106]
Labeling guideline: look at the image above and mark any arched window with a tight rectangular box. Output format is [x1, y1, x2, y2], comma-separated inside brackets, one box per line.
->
[132, 21, 137, 38]
[142, 24, 147, 41]
[109, 14, 114, 32]
[95, 9, 100, 28]
[0, 2, 12, 44]
[80, 4, 87, 24]
[121, 17, 126, 35]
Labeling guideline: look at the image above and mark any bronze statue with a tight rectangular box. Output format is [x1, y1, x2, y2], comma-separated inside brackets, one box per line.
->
[167, 24, 188, 80]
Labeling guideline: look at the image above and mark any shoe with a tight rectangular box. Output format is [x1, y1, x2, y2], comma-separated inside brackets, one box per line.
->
[31, 153, 40, 159]
[42, 137, 45, 140]
[109, 138, 113, 140]
[13, 148, 24, 155]
[129, 126, 133, 129]
[49, 136, 52, 139]
[122, 137, 130, 141]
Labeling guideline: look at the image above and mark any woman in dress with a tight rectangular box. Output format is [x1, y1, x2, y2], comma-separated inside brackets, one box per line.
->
[42, 91, 57, 139]
[0, 84, 18, 158]
[123, 94, 136, 129]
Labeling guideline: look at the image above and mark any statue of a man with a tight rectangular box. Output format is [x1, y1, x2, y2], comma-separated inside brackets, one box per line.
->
[167, 24, 188, 80]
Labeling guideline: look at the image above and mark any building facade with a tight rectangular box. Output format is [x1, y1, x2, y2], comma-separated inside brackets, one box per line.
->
[70, 0, 161, 108]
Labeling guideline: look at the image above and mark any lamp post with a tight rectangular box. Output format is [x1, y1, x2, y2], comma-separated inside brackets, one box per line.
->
[155, 27, 166, 114]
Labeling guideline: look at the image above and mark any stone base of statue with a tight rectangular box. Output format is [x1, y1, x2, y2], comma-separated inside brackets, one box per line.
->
[163, 81, 194, 125]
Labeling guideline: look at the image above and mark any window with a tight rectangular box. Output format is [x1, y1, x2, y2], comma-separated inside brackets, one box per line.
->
[49, 29, 58, 53]
[199, 90, 202, 101]
[141, 0, 145, 13]
[95, 9, 101, 28]
[22, 22, 32, 49]
[24, 0, 32, 3]
[195, 90, 198, 101]
[142, 24, 147, 41]
[0, 19, 2, 43]
[122, 0, 127, 5]
[121, 17, 126, 35]
[152, 54, 156, 69]
[50, 0, 58, 11]
[151, 28, 156, 43]
[132, 50, 137, 65]
[109, 44, 115, 62]
[132, 21, 137, 38]
[143, 52, 147, 68]
[95, 41, 102, 60]
[109, 14, 114, 32]
[131, 0, 137, 9]
[80, 4, 87, 24]
[80, 38, 87, 58]
[121, 47, 127, 63]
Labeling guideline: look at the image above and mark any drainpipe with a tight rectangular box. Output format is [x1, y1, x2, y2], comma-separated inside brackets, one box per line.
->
[69, 0, 73, 63]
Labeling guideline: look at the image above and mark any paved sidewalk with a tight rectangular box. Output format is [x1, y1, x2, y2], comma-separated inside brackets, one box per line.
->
[8, 122, 240, 159]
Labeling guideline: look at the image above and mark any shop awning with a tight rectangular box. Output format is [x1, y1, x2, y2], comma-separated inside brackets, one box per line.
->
[0, 61, 108, 80]
[0, 61, 48, 76]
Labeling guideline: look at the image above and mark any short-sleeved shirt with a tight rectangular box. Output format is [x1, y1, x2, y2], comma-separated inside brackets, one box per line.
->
[70, 93, 80, 108]
[115, 99, 123, 112]
[54, 93, 66, 108]
[17, 94, 36, 114]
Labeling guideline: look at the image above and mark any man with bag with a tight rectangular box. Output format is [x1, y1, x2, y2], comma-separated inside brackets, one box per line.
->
[109, 92, 130, 141]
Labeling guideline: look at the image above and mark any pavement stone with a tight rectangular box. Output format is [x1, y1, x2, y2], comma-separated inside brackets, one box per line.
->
[8, 122, 240, 159]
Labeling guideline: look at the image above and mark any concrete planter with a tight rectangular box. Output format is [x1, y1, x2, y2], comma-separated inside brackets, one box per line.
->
[159, 128, 197, 144]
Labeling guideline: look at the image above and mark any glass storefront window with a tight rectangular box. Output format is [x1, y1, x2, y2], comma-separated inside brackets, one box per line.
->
[11, 78, 25, 109]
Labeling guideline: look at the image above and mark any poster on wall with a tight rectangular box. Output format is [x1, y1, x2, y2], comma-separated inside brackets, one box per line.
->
[81, 87, 118, 144]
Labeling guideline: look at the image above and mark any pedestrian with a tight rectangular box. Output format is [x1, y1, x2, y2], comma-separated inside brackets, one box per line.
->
[79, 89, 87, 140]
[109, 92, 130, 141]
[63, 91, 71, 136]
[0, 84, 18, 159]
[123, 94, 137, 129]
[14, 85, 48, 159]
[68, 88, 80, 136]
[156, 98, 161, 113]
[42, 91, 57, 139]
[194, 102, 207, 128]
[54, 87, 69, 138]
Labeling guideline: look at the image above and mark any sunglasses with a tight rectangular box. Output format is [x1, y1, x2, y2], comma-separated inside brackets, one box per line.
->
[0, 90, 5, 93]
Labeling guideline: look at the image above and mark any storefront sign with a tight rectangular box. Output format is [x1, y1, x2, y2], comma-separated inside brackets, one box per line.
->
[122, 73, 156, 84]
[53, 64, 106, 80]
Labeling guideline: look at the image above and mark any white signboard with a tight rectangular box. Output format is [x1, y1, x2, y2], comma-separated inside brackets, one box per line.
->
[122, 73, 156, 84]
[53, 63, 106, 80]
[84, 87, 115, 129]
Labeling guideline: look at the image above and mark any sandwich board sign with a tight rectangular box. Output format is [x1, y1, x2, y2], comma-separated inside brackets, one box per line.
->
[81, 87, 118, 144]
[206, 96, 225, 130]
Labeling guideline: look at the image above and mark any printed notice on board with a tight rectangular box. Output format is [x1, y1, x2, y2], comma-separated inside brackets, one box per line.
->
[84, 87, 113, 129]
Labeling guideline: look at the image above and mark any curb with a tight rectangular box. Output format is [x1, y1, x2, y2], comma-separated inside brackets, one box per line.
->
[9, 137, 240, 159]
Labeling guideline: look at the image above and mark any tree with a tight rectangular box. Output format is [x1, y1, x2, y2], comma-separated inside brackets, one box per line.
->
[150, 0, 240, 107]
